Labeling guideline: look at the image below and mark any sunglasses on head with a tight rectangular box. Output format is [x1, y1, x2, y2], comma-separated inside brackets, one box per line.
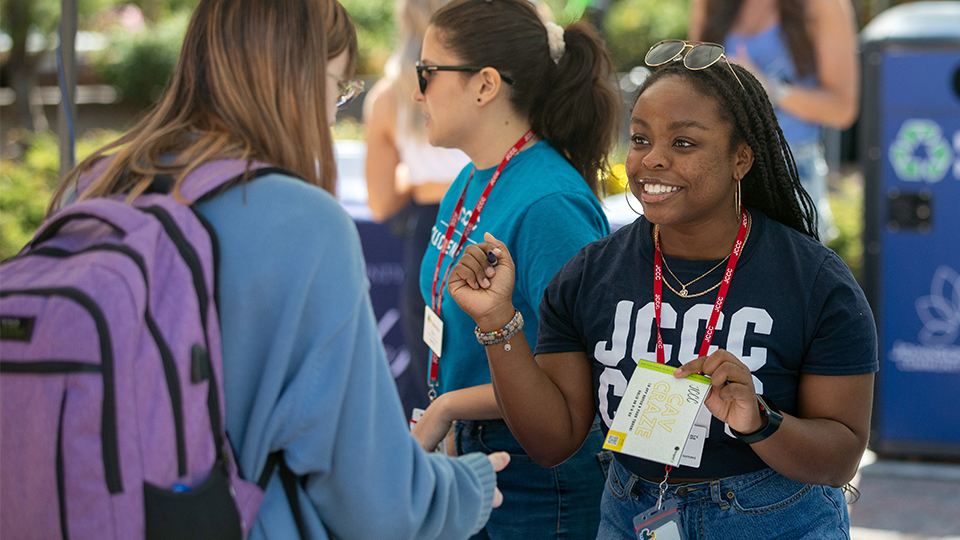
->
[644, 40, 745, 90]
[328, 72, 365, 109]
[415, 63, 516, 94]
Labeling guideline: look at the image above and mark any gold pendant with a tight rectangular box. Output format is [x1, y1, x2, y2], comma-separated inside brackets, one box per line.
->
[680, 289, 689, 297]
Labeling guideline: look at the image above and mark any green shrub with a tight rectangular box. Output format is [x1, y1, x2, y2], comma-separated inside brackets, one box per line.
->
[0, 129, 123, 259]
[0, 163, 52, 259]
[95, 11, 190, 108]
[827, 172, 864, 283]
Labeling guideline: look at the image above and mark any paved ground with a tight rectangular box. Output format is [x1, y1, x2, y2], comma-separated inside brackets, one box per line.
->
[849, 451, 960, 539]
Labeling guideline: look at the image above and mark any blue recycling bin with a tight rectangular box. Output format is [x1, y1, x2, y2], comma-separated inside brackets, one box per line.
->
[860, 2, 960, 458]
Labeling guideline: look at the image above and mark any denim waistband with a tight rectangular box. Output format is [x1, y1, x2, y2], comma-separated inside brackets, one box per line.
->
[458, 419, 507, 430]
[789, 141, 825, 161]
[630, 467, 779, 503]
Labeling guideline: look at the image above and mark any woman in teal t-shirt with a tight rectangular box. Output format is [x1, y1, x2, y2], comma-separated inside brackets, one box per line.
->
[410, 0, 620, 538]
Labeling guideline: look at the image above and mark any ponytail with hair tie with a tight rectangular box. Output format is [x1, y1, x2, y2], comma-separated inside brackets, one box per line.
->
[431, 0, 619, 196]
[544, 22, 565, 63]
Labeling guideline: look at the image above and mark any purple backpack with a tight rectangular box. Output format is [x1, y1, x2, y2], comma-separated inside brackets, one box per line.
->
[0, 159, 303, 539]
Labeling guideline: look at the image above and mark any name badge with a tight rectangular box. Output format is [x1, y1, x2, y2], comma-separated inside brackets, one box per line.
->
[410, 407, 447, 454]
[634, 499, 685, 540]
[423, 306, 444, 357]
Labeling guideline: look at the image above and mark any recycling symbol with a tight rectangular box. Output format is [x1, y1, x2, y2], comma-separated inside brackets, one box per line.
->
[889, 119, 953, 183]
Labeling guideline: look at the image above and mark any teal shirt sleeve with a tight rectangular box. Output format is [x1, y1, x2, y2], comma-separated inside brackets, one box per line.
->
[512, 192, 610, 315]
[196, 174, 494, 540]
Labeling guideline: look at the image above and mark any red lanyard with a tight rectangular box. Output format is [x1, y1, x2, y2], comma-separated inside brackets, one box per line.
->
[653, 207, 749, 364]
[428, 129, 535, 396]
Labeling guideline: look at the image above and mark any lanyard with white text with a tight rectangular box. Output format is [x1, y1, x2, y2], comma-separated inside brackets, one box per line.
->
[427, 129, 536, 397]
[653, 207, 749, 365]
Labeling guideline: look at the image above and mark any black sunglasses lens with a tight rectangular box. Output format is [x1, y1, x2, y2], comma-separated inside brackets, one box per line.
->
[417, 69, 428, 94]
[685, 44, 724, 69]
[645, 41, 686, 66]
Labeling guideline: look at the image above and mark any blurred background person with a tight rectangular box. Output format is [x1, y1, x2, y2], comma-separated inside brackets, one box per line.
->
[364, 0, 471, 420]
[690, 0, 860, 242]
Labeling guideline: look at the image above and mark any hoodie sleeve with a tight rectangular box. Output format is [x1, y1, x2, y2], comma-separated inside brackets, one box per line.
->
[197, 175, 495, 540]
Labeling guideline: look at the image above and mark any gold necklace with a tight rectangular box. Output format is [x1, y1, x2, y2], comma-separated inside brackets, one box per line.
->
[662, 254, 730, 297]
[654, 212, 752, 299]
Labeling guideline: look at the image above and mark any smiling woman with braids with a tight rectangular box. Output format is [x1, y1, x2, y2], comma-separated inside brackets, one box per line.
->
[448, 44, 878, 539]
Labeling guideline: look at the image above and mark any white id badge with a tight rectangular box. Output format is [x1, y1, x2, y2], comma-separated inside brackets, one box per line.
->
[409, 407, 447, 453]
[410, 407, 425, 431]
[633, 499, 685, 540]
[423, 306, 443, 357]
[678, 425, 707, 468]
[692, 399, 712, 430]
[678, 402, 711, 467]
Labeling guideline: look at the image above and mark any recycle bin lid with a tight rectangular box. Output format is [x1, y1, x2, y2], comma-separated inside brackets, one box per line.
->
[861, 1, 960, 43]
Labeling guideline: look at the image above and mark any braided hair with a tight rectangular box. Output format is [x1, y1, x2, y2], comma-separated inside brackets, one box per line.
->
[635, 60, 819, 239]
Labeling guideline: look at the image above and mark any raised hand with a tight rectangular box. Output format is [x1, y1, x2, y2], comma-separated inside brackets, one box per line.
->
[448, 232, 517, 331]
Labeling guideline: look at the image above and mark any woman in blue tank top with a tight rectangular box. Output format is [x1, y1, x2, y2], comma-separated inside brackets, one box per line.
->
[690, 0, 860, 242]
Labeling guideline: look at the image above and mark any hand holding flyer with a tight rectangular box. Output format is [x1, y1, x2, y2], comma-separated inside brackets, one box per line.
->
[603, 360, 710, 467]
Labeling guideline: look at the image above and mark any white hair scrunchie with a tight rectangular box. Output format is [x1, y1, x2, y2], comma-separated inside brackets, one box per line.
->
[545, 21, 565, 64]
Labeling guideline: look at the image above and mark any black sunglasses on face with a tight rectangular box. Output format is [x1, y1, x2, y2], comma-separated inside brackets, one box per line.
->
[415, 63, 516, 94]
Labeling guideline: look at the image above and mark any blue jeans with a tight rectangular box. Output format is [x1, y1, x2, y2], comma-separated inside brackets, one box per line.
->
[456, 419, 611, 540]
[791, 141, 834, 243]
[598, 458, 849, 540]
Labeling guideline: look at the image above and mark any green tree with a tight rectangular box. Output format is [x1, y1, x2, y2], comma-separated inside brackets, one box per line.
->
[338, 0, 394, 75]
[603, 0, 690, 72]
[1, 0, 59, 132]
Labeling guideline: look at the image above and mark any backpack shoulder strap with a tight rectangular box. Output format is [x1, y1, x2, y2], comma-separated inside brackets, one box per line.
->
[72, 157, 299, 205]
[176, 160, 296, 203]
[258, 452, 309, 539]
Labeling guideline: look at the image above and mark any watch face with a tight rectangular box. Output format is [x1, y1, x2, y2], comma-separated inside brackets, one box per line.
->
[757, 395, 783, 420]
[732, 395, 784, 444]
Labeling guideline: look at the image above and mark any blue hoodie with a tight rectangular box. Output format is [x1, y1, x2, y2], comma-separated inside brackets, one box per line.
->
[195, 173, 495, 539]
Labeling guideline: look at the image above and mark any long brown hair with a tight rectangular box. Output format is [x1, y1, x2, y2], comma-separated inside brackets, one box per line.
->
[700, 0, 816, 77]
[430, 0, 620, 197]
[50, 0, 357, 211]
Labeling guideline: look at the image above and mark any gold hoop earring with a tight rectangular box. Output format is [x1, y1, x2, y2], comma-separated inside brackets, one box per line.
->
[625, 187, 642, 216]
[735, 178, 742, 218]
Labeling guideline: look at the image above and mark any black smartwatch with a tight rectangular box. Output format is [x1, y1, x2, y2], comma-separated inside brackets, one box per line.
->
[731, 394, 783, 444]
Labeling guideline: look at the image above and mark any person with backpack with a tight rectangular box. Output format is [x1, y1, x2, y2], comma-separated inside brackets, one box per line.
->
[409, 0, 620, 537]
[0, 0, 507, 538]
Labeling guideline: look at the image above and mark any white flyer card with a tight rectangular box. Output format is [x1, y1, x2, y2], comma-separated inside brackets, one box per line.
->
[603, 360, 711, 467]
[423, 306, 443, 357]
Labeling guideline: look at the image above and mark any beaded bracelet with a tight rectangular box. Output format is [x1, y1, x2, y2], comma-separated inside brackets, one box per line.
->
[475, 310, 524, 350]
